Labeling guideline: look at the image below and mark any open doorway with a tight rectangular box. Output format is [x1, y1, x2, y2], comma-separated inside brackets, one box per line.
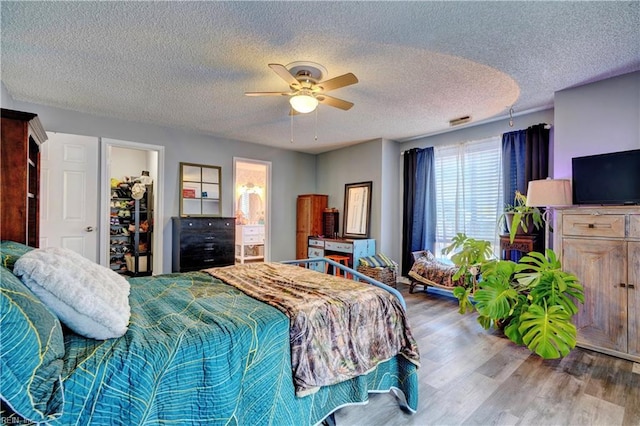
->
[101, 138, 164, 274]
[233, 158, 271, 263]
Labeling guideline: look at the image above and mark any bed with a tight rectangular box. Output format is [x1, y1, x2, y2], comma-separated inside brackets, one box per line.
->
[1, 241, 419, 425]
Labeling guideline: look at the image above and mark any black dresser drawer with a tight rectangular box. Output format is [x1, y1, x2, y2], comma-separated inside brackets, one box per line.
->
[172, 217, 235, 272]
[176, 218, 234, 232]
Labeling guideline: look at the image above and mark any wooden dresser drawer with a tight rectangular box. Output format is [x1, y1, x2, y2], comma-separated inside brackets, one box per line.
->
[308, 238, 324, 248]
[562, 214, 625, 238]
[308, 247, 324, 258]
[325, 241, 353, 253]
[630, 215, 640, 239]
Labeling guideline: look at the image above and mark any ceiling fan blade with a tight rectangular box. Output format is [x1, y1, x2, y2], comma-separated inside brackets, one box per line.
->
[268, 63, 301, 88]
[317, 73, 358, 92]
[317, 95, 354, 111]
[245, 91, 291, 97]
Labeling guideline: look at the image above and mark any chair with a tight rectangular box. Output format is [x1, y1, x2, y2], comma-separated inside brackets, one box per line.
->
[408, 250, 464, 293]
[325, 254, 351, 279]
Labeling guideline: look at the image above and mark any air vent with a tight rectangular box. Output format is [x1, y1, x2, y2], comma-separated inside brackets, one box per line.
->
[449, 115, 471, 126]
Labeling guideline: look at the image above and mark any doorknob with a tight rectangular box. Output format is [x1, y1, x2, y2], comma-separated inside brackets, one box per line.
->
[85, 226, 94, 232]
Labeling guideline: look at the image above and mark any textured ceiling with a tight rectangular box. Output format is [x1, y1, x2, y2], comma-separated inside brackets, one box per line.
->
[1, 1, 639, 154]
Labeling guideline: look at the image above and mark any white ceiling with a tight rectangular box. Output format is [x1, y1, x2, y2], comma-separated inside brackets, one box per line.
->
[1, 1, 639, 154]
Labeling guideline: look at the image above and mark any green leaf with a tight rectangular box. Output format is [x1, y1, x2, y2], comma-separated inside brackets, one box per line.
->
[453, 286, 475, 314]
[477, 315, 492, 330]
[474, 278, 518, 319]
[518, 303, 577, 359]
[504, 319, 522, 345]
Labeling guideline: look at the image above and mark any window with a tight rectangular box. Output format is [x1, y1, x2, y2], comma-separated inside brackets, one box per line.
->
[433, 137, 503, 256]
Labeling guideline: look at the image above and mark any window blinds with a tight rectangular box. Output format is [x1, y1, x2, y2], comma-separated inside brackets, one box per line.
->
[434, 137, 503, 257]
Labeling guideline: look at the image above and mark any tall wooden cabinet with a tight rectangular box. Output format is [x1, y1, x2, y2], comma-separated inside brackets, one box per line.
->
[296, 194, 328, 259]
[555, 206, 640, 362]
[1, 109, 48, 247]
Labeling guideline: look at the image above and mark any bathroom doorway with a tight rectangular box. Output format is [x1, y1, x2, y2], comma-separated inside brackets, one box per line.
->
[233, 158, 271, 262]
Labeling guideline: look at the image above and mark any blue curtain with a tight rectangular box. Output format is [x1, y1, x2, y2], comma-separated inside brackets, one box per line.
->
[502, 124, 550, 201]
[401, 147, 436, 275]
[502, 129, 527, 205]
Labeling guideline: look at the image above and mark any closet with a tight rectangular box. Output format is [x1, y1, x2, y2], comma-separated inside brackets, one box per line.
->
[0, 109, 48, 247]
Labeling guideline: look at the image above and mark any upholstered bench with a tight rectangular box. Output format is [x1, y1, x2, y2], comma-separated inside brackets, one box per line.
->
[407, 250, 465, 293]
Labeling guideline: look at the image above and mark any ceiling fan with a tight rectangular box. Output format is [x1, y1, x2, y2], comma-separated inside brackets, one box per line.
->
[245, 62, 358, 114]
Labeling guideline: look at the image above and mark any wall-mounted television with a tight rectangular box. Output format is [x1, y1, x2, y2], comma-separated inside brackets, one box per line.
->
[572, 149, 640, 205]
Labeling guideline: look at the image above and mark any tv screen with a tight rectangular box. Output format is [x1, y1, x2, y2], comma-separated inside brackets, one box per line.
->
[572, 149, 640, 205]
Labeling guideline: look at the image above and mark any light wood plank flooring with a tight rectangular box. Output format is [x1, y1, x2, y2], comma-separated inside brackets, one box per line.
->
[334, 280, 640, 426]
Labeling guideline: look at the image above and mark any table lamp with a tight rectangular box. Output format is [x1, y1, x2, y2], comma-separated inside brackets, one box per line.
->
[526, 178, 572, 250]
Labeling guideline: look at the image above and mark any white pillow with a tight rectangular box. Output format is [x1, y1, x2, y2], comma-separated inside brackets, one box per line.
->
[13, 247, 130, 340]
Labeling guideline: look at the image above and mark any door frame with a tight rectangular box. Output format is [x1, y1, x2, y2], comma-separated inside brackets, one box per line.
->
[100, 138, 165, 273]
[233, 157, 272, 261]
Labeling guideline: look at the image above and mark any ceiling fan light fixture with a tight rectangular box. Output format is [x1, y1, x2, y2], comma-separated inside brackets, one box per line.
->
[289, 93, 318, 113]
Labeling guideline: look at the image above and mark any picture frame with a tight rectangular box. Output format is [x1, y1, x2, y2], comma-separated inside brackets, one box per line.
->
[343, 181, 372, 239]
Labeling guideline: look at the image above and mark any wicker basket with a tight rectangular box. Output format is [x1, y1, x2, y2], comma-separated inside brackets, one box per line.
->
[357, 265, 397, 288]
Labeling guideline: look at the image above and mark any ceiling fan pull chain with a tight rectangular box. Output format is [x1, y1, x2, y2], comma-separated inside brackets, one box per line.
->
[290, 109, 294, 143]
[314, 108, 318, 141]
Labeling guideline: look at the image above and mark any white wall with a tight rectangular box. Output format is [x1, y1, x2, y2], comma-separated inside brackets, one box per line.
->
[554, 71, 640, 179]
[110, 146, 149, 180]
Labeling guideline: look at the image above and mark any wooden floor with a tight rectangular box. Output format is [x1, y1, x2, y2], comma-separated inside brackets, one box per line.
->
[334, 280, 640, 426]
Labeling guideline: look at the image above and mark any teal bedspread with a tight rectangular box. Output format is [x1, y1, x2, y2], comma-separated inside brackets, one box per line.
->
[49, 272, 418, 425]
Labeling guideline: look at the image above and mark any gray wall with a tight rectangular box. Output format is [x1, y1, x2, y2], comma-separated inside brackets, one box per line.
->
[2, 83, 318, 271]
[315, 138, 402, 262]
[554, 71, 640, 179]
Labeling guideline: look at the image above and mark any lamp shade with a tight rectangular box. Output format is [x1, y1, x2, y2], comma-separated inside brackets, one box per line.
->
[526, 179, 572, 207]
[289, 93, 318, 114]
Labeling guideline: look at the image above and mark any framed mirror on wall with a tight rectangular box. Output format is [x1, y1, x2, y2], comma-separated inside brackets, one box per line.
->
[179, 162, 221, 216]
[343, 181, 372, 238]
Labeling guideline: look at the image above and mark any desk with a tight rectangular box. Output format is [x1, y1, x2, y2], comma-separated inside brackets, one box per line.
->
[499, 234, 542, 260]
[307, 237, 375, 272]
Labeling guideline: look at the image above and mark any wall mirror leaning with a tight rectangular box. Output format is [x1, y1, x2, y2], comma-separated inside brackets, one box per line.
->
[179, 162, 221, 217]
[343, 181, 372, 238]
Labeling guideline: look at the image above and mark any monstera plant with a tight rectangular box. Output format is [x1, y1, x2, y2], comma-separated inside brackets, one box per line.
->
[444, 234, 584, 359]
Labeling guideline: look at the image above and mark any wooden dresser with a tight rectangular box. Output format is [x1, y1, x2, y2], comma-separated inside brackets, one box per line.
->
[555, 206, 639, 362]
[172, 217, 235, 272]
[296, 194, 328, 259]
[0, 109, 48, 247]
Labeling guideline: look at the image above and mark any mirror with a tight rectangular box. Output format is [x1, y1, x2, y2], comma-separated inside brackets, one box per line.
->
[343, 181, 372, 238]
[179, 162, 221, 216]
[236, 192, 263, 225]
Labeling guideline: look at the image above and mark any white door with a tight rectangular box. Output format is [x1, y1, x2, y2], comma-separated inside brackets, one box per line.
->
[40, 132, 99, 261]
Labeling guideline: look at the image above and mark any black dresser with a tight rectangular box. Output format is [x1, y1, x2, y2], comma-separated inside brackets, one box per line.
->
[172, 217, 235, 272]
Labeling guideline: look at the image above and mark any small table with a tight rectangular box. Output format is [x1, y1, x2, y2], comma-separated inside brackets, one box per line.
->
[499, 234, 543, 260]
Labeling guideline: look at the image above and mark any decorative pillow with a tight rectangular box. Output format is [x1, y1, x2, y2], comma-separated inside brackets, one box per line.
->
[0, 265, 64, 423]
[359, 253, 397, 269]
[0, 241, 34, 271]
[13, 247, 131, 340]
[419, 250, 436, 262]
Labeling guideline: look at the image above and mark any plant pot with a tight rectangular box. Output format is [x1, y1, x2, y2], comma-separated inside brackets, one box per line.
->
[504, 212, 537, 236]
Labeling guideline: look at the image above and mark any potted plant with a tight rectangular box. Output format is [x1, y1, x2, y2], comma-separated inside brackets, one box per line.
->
[499, 191, 545, 243]
[444, 234, 584, 359]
